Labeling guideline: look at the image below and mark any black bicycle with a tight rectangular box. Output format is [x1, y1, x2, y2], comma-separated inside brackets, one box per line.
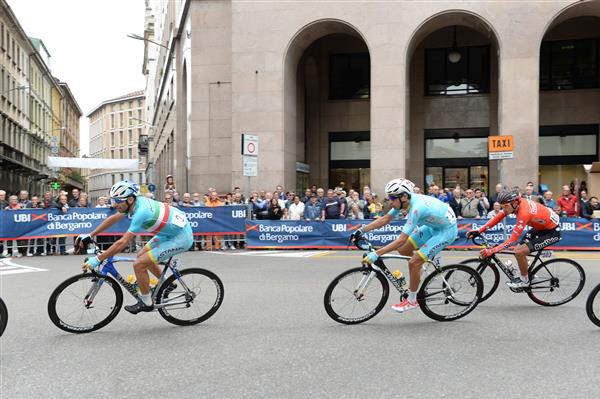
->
[0, 297, 7, 337]
[323, 236, 483, 324]
[462, 235, 585, 306]
[586, 282, 600, 327]
[48, 241, 224, 333]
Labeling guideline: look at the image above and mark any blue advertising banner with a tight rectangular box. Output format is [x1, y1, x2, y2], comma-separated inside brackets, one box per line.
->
[0, 206, 246, 239]
[245, 218, 600, 250]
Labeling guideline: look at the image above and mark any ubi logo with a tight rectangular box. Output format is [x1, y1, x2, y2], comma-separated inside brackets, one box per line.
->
[14, 214, 31, 223]
[332, 224, 347, 232]
[231, 210, 246, 218]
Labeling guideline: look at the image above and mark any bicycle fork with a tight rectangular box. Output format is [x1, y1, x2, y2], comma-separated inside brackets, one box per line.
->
[354, 270, 378, 301]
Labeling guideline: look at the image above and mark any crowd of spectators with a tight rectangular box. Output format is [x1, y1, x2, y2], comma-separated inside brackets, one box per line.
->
[2, 176, 599, 257]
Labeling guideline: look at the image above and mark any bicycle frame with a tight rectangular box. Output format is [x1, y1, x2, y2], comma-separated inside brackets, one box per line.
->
[352, 237, 450, 301]
[83, 244, 192, 310]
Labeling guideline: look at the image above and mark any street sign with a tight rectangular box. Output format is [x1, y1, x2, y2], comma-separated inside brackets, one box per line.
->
[147, 183, 156, 193]
[243, 155, 258, 177]
[242, 134, 259, 156]
[51, 182, 60, 190]
[488, 135, 514, 160]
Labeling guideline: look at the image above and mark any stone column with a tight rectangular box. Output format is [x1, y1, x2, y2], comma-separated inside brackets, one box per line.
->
[497, 54, 539, 189]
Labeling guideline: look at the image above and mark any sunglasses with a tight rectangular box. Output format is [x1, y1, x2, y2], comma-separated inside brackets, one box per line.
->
[388, 195, 399, 201]
[111, 197, 128, 204]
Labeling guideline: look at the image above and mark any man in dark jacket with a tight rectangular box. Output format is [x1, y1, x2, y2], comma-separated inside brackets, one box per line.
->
[582, 196, 600, 219]
[68, 188, 81, 208]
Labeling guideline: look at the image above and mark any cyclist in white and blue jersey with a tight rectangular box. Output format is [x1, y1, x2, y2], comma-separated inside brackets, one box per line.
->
[76, 181, 193, 314]
[351, 178, 458, 313]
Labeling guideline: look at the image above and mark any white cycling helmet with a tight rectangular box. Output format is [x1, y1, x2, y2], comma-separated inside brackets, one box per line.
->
[385, 178, 415, 196]
[109, 180, 139, 200]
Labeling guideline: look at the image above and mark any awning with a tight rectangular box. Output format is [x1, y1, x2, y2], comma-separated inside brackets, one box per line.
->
[47, 157, 139, 170]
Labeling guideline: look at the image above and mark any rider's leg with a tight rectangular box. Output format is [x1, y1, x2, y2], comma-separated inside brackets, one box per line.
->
[137, 243, 162, 278]
[133, 250, 156, 296]
[408, 252, 426, 293]
[398, 239, 415, 257]
[514, 244, 531, 280]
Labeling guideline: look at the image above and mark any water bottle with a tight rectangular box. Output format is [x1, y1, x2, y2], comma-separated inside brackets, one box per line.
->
[127, 274, 140, 294]
[392, 269, 406, 286]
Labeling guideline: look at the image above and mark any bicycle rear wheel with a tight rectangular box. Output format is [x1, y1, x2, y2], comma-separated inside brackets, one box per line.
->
[586, 283, 600, 328]
[0, 297, 7, 337]
[527, 258, 585, 306]
[48, 273, 123, 334]
[155, 268, 224, 326]
[419, 264, 482, 322]
[324, 267, 389, 325]
[460, 258, 500, 302]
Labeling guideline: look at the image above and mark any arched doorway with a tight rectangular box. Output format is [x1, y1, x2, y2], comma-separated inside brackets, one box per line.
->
[406, 12, 500, 194]
[284, 20, 371, 193]
[538, 2, 600, 196]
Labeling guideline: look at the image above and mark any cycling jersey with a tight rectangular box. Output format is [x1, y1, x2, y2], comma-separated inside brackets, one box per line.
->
[388, 194, 457, 260]
[128, 197, 189, 237]
[478, 198, 559, 253]
[128, 197, 193, 264]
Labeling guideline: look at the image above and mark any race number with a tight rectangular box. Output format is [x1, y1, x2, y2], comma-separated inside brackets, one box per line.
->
[172, 212, 187, 228]
[549, 209, 559, 225]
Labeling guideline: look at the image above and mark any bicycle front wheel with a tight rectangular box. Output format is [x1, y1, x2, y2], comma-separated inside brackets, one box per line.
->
[586, 283, 600, 328]
[460, 258, 500, 302]
[527, 258, 585, 306]
[419, 264, 483, 322]
[0, 297, 7, 337]
[155, 268, 224, 326]
[48, 273, 123, 334]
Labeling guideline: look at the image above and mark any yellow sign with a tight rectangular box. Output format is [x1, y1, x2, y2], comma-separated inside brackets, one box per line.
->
[488, 135, 513, 152]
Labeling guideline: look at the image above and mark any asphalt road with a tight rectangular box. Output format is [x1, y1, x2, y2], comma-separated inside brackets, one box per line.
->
[1, 249, 599, 399]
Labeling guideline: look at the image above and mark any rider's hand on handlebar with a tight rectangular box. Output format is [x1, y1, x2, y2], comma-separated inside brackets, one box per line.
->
[479, 248, 494, 260]
[83, 256, 101, 271]
[362, 251, 379, 265]
[466, 230, 481, 240]
[350, 225, 366, 241]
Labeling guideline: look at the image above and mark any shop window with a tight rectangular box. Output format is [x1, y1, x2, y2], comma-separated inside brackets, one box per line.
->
[540, 38, 599, 90]
[425, 46, 490, 95]
[329, 53, 370, 100]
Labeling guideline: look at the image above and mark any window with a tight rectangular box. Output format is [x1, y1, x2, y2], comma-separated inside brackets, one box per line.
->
[0, 23, 4, 50]
[425, 46, 490, 95]
[128, 129, 132, 144]
[540, 38, 599, 90]
[119, 130, 124, 146]
[329, 53, 370, 100]
[137, 109, 142, 122]
[110, 149, 115, 159]
[119, 149, 124, 158]
[539, 124, 598, 164]
[119, 112, 124, 127]
[109, 113, 115, 129]
[110, 131, 115, 146]
[139, 173, 143, 183]
[128, 110, 133, 125]
[128, 147, 132, 158]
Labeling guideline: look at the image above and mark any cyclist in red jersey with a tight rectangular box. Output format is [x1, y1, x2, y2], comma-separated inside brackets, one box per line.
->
[467, 190, 561, 289]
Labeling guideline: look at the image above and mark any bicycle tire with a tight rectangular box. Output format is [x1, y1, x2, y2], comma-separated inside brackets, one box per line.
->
[48, 273, 123, 334]
[527, 258, 585, 306]
[324, 267, 389, 325]
[418, 264, 483, 322]
[460, 258, 500, 302]
[586, 283, 600, 328]
[0, 297, 7, 337]
[155, 268, 224, 326]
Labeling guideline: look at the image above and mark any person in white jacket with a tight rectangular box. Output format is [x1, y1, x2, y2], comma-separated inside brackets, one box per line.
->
[287, 195, 305, 220]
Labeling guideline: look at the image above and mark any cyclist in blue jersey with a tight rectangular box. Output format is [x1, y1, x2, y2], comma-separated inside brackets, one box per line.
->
[76, 181, 193, 314]
[351, 178, 458, 313]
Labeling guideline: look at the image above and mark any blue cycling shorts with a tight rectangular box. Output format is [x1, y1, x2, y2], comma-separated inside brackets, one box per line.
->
[145, 223, 193, 265]
[408, 224, 458, 261]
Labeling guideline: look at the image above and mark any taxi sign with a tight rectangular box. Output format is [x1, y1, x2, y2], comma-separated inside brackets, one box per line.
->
[488, 135, 513, 160]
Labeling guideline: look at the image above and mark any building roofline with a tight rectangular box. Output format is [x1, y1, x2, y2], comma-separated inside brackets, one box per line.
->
[86, 91, 145, 117]
[56, 80, 83, 116]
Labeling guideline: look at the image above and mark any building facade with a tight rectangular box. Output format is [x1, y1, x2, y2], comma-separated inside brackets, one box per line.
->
[143, 0, 600, 197]
[0, 1, 81, 195]
[87, 91, 147, 203]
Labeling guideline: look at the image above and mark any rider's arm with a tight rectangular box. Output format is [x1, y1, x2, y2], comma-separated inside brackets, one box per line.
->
[489, 218, 527, 254]
[477, 210, 506, 233]
[363, 212, 393, 232]
[90, 212, 126, 238]
[97, 231, 136, 262]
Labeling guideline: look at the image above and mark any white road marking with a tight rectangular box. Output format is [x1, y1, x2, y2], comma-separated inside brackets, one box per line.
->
[208, 250, 327, 258]
[0, 258, 47, 276]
